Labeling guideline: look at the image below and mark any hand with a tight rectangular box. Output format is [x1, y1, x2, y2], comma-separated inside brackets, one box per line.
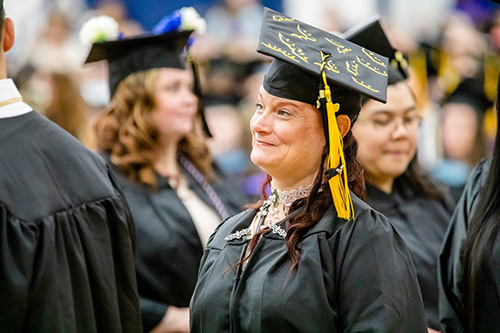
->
[428, 328, 441, 333]
[150, 306, 190, 333]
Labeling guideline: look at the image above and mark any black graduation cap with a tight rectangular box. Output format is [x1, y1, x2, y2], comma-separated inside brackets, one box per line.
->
[84, 29, 192, 97]
[342, 15, 409, 84]
[257, 8, 389, 105]
[443, 78, 493, 114]
[256, 8, 390, 220]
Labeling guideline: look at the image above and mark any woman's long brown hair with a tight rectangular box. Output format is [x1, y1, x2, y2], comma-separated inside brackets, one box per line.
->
[94, 69, 213, 187]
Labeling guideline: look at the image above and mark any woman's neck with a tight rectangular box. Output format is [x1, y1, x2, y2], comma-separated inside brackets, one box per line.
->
[271, 173, 317, 192]
[154, 140, 180, 178]
[369, 174, 394, 194]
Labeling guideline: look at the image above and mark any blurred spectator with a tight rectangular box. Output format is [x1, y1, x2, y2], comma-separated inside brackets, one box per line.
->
[94, 0, 143, 36]
[27, 10, 86, 73]
[205, 103, 251, 178]
[199, 0, 263, 63]
[43, 72, 94, 147]
[432, 78, 493, 201]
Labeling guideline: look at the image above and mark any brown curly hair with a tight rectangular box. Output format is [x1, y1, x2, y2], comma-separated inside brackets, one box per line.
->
[94, 68, 213, 187]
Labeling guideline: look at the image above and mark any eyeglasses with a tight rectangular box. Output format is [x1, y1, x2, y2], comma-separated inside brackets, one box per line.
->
[355, 115, 423, 133]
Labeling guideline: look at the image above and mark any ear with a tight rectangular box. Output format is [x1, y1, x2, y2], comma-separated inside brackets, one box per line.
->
[336, 114, 351, 138]
[2, 18, 15, 52]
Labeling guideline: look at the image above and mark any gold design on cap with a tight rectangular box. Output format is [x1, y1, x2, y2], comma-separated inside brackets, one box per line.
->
[272, 15, 294, 22]
[356, 56, 388, 76]
[314, 59, 340, 73]
[362, 48, 386, 67]
[291, 24, 316, 41]
[261, 32, 309, 64]
[346, 61, 359, 76]
[352, 77, 380, 92]
[325, 38, 352, 54]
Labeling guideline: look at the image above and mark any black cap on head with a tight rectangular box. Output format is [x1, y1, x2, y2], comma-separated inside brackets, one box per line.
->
[444, 78, 493, 114]
[342, 16, 408, 85]
[263, 59, 364, 120]
[84, 29, 192, 96]
[257, 7, 389, 110]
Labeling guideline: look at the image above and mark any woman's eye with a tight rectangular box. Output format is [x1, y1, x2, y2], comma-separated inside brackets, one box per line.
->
[372, 119, 390, 127]
[164, 84, 180, 92]
[255, 102, 264, 113]
[277, 110, 291, 117]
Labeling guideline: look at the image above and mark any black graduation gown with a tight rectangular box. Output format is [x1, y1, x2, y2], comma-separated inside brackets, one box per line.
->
[365, 181, 453, 330]
[438, 159, 492, 332]
[190, 194, 427, 332]
[107, 159, 247, 331]
[0, 111, 141, 332]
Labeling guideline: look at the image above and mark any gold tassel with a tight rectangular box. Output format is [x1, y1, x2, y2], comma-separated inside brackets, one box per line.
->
[320, 57, 354, 220]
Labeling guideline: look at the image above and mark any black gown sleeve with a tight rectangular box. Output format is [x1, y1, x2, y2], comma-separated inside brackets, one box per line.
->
[0, 196, 141, 332]
[438, 159, 490, 332]
[335, 207, 428, 332]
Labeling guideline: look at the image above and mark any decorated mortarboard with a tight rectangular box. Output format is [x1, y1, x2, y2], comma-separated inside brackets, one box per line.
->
[257, 8, 388, 104]
[342, 15, 409, 84]
[81, 7, 212, 136]
[257, 8, 390, 220]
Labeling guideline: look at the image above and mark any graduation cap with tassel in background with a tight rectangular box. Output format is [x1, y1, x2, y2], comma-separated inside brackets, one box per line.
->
[257, 8, 389, 220]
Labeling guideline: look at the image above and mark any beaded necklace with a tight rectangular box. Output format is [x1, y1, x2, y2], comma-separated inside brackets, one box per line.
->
[253, 183, 313, 236]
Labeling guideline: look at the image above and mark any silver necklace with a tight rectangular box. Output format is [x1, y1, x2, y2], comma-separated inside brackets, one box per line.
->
[256, 183, 313, 228]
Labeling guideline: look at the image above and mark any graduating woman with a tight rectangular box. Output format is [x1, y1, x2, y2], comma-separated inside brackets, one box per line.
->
[82, 9, 246, 332]
[190, 9, 427, 332]
[439, 73, 500, 332]
[346, 18, 454, 331]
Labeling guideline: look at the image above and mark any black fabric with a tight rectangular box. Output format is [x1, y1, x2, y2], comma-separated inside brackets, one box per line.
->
[0, 111, 141, 332]
[438, 158, 492, 332]
[365, 182, 453, 330]
[343, 16, 408, 83]
[190, 194, 427, 332]
[263, 59, 362, 120]
[106, 157, 247, 332]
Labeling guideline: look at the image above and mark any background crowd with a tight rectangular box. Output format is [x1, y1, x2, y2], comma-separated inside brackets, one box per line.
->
[2, 0, 500, 331]
[2, 0, 499, 200]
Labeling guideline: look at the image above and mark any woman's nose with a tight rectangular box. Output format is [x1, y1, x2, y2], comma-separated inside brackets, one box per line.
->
[250, 110, 271, 133]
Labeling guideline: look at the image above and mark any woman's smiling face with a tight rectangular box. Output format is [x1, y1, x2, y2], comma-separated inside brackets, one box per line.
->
[250, 85, 325, 187]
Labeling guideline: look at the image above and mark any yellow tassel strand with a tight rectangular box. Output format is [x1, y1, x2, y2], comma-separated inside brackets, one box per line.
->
[320, 55, 354, 220]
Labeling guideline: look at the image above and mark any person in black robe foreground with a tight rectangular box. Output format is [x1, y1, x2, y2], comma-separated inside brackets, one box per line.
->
[438, 72, 500, 332]
[83, 9, 247, 332]
[0, 5, 141, 332]
[346, 18, 454, 331]
[190, 8, 427, 332]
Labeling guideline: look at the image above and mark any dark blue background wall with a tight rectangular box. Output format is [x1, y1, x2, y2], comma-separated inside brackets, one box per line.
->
[86, 0, 282, 31]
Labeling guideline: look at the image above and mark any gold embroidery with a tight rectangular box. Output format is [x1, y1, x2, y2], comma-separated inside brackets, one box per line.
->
[261, 41, 299, 62]
[352, 77, 380, 92]
[260, 32, 309, 63]
[314, 59, 340, 73]
[291, 24, 316, 41]
[362, 48, 386, 67]
[325, 38, 352, 54]
[346, 60, 359, 76]
[356, 56, 388, 76]
[272, 15, 294, 22]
